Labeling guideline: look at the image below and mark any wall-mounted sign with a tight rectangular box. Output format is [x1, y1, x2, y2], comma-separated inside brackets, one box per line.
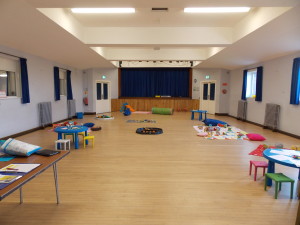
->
[205, 75, 210, 79]
[0, 91, 6, 98]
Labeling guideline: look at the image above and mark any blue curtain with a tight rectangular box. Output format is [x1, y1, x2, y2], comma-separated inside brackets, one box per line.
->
[54, 66, 60, 101]
[290, 57, 300, 105]
[20, 58, 30, 104]
[255, 66, 263, 102]
[121, 68, 190, 97]
[241, 69, 247, 100]
[66, 70, 73, 100]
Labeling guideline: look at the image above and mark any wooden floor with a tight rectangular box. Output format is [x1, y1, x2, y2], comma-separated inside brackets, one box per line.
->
[0, 112, 299, 225]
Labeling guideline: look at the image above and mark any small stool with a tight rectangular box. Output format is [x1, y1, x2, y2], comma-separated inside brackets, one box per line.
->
[191, 110, 207, 121]
[55, 139, 71, 150]
[249, 160, 268, 181]
[83, 135, 95, 148]
[264, 173, 294, 199]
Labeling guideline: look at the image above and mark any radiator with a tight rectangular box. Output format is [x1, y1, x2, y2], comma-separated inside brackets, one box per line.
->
[38, 102, 52, 127]
[264, 103, 280, 131]
[67, 99, 76, 119]
[237, 100, 247, 121]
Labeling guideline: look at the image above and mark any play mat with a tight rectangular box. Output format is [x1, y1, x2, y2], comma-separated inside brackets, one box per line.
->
[127, 119, 156, 123]
[95, 115, 114, 120]
[136, 127, 163, 135]
[193, 125, 248, 140]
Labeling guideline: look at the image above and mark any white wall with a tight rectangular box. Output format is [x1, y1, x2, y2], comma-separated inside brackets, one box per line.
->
[0, 45, 84, 138]
[229, 51, 300, 135]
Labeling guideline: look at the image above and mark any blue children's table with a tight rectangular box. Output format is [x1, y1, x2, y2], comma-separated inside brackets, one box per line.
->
[55, 126, 88, 149]
[263, 148, 300, 197]
[190, 110, 207, 121]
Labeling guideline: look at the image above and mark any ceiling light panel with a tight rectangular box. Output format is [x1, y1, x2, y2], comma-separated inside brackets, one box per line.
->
[184, 7, 250, 13]
[71, 8, 135, 14]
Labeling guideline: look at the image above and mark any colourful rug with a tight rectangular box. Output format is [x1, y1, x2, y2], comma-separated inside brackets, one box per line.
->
[193, 125, 248, 140]
[248, 144, 276, 157]
[127, 119, 156, 123]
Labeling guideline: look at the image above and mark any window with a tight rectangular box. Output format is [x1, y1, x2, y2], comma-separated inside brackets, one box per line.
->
[241, 66, 263, 101]
[59, 69, 67, 96]
[0, 56, 21, 98]
[246, 69, 257, 98]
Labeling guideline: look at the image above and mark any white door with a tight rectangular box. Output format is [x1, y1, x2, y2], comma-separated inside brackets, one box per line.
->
[200, 81, 216, 114]
[96, 81, 111, 114]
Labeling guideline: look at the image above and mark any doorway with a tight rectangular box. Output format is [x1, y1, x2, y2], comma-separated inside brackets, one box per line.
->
[200, 81, 216, 114]
[96, 80, 111, 114]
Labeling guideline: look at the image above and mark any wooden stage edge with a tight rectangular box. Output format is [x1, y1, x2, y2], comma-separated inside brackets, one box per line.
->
[111, 98, 200, 112]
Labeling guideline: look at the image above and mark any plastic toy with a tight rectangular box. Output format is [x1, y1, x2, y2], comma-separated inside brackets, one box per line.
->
[291, 145, 300, 151]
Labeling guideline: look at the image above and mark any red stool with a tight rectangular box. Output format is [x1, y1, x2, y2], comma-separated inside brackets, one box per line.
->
[249, 160, 268, 181]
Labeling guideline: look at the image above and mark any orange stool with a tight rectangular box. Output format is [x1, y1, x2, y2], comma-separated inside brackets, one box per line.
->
[249, 160, 268, 181]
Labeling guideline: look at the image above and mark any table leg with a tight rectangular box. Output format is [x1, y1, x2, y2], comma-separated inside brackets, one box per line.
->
[204, 112, 207, 120]
[53, 163, 60, 204]
[57, 133, 62, 150]
[191, 112, 195, 120]
[297, 169, 300, 199]
[266, 160, 275, 186]
[74, 133, 79, 149]
[199, 112, 203, 121]
[85, 131, 88, 145]
[19, 187, 23, 204]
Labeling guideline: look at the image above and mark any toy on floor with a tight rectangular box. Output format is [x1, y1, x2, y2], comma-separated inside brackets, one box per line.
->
[152, 107, 173, 115]
[96, 115, 114, 120]
[120, 103, 135, 112]
[123, 107, 131, 116]
[290, 145, 300, 150]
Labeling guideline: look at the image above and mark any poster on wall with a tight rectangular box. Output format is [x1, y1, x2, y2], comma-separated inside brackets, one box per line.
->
[0, 91, 6, 98]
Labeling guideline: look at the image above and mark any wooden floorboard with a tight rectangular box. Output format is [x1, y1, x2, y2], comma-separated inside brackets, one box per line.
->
[0, 112, 298, 225]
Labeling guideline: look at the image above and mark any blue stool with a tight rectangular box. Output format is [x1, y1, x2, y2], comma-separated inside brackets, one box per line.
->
[191, 110, 207, 121]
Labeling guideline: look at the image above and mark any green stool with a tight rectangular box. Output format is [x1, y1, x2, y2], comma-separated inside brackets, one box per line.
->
[264, 173, 294, 199]
[63, 133, 75, 142]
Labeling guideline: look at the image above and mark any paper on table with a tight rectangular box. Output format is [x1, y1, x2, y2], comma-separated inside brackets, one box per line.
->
[269, 155, 291, 161]
[285, 150, 300, 156]
[0, 164, 40, 173]
[0, 174, 22, 183]
[270, 150, 291, 156]
[290, 159, 300, 167]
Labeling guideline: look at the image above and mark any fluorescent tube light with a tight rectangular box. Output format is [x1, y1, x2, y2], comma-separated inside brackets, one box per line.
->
[184, 7, 250, 13]
[71, 8, 135, 13]
[0, 73, 7, 77]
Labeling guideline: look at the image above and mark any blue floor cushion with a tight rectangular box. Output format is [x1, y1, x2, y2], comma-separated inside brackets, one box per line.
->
[203, 119, 228, 126]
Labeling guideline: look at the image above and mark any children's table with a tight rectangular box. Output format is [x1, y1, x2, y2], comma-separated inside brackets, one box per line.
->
[55, 126, 88, 149]
[190, 110, 207, 121]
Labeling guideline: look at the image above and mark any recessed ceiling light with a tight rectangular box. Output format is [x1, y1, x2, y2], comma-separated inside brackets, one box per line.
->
[184, 7, 250, 13]
[71, 8, 135, 14]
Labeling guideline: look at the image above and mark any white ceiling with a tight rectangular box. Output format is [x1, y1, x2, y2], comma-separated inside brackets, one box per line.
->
[0, 0, 299, 70]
